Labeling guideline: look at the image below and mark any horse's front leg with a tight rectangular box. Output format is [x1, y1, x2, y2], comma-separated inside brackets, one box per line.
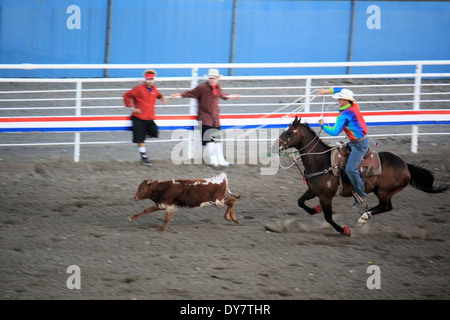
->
[298, 187, 322, 215]
[319, 196, 351, 236]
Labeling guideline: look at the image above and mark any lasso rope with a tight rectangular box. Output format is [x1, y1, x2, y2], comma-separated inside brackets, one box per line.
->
[213, 89, 321, 142]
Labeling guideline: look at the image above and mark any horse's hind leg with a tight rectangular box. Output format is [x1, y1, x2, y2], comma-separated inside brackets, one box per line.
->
[298, 187, 322, 215]
[358, 191, 394, 225]
[358, 201, 392, 225]
[358, 164, 409, 225]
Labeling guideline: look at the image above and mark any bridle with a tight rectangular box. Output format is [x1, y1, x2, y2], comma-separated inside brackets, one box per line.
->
[278, 124, 323, 155]
[278, 125, 335, 180]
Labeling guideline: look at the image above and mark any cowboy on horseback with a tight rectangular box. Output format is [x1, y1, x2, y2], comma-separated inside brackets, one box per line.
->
[318, 88, 369, 208]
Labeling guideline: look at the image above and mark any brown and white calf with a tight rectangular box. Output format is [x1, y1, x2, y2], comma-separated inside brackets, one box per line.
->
[130, 172, 241, 231]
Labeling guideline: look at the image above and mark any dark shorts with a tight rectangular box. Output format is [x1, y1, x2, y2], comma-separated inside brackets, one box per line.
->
[131, 116, 159, 143]
[201, 124, 221, 146]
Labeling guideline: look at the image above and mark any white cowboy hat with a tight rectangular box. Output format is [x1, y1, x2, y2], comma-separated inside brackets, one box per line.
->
[332, 88, 355, 102]
[204, 69, 222, 79]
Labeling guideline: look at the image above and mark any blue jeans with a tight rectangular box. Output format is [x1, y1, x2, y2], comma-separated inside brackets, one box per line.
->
[346, 137, 370, 198]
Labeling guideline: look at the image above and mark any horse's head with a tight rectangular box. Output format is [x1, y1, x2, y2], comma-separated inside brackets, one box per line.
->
[277, 116, 304, 151]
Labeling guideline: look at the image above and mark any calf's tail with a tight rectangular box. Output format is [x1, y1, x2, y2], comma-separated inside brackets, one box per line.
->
[227, 188, 241, 199]
[223, 173, 241, 199]
[407, 164, 447, 193]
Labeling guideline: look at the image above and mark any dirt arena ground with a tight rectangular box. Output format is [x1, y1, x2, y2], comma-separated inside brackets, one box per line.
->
[0, 136, 449, 302]
[0, 79, 449, 304]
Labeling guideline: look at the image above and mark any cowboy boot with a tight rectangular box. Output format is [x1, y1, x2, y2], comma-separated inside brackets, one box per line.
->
[205, 142, 219, 166]
[215, 142, 231, 166]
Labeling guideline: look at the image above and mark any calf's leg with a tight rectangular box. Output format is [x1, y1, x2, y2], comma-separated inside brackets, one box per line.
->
[229, 204, 238, 223]
[157, 210, 173, 232]
[224, 197, 239, 223]
[129, 204, 160, 221]
[129, 205, 173, 232]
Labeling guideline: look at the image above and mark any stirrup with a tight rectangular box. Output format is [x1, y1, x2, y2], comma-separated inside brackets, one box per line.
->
[352, 192, 366, 208]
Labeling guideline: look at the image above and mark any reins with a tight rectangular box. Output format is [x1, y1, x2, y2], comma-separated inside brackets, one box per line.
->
[279, 126, 337, 180]
[286, 148, 336, 180]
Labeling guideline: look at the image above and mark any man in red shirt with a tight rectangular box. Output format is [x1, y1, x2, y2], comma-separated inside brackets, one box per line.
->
[170, 69, 240, 166]
[123, 69, 167, 166]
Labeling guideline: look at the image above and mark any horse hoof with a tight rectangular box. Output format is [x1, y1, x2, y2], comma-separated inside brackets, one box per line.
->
[357, 212, 372, 225]
[342, 225, 351, 236]
[314, 205, 322, 213]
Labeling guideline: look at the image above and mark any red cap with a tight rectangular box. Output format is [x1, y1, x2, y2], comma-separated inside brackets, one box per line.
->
[145, 73, 155, 80]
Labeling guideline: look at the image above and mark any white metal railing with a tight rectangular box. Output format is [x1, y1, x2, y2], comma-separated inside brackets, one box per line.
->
[1, 60, 450, 161]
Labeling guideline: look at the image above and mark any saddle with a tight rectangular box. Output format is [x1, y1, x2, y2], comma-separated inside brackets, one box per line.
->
[330, 144, 382, 180]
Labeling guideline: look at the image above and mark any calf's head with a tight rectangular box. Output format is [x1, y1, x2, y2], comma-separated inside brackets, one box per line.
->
[134, 179, 156, 200]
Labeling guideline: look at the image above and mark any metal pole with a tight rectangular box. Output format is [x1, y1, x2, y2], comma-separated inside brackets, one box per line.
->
[104, 0, 113, 77]
[228, 0, 238, 76]
[347, 0, 356, 74]
[74, 81, 82, 162]
[411, 63, 422, 153]
[189, 67, 199, 160]
[304, 77, 312, 113]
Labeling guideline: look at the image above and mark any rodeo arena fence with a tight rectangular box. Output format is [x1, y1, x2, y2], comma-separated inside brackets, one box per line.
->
[0, 60, 450, 162]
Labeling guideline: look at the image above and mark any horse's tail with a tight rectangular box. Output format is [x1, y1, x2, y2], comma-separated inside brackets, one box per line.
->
[407, 164, 447, 193]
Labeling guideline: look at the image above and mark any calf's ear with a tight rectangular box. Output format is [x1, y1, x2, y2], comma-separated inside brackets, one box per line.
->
[146, 179, 153, 184]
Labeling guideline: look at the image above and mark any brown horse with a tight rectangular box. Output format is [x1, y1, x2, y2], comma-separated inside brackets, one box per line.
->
[277, 116, 447, 236]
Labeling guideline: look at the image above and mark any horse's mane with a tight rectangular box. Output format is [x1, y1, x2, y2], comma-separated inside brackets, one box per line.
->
[300, 121, 330, 150]
[302, 122, 318, 137]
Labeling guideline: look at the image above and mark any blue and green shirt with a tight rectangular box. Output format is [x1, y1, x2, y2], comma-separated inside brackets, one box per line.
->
[320, 87, 368, 140]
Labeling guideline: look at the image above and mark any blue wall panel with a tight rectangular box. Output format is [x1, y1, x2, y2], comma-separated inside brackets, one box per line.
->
[0, 0, 108, 77]
[233, 0, 351, 75]
[0, 0, 449, 78]
[351, 1, 450, 74]
[108, 0, 233, 77]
